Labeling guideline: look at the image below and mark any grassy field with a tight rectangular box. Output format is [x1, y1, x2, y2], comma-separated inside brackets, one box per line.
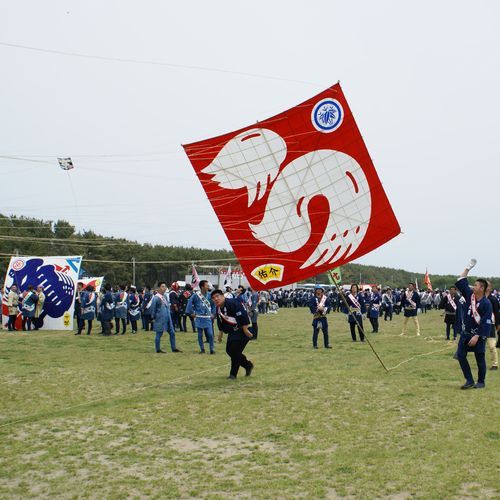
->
[0, 308, 499, 499]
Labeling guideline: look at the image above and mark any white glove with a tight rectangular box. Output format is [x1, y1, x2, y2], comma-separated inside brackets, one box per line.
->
[465, 258, 477, 271]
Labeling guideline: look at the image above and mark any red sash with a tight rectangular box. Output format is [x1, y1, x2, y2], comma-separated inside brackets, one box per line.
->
[405, 291, 416, 308]
[348, 293, 361, 313]
[470, 295, 482, 324]
[217, 307, 238, 326]
[446, 293, 457, 311]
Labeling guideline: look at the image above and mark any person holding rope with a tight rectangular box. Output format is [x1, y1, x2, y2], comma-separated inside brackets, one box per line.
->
[212, 289, 254, 379]
[400, 282, 421, 336]
[309, 285, 332, 349]
[341, 284, 366, 342]
[455, 259, 492, 389]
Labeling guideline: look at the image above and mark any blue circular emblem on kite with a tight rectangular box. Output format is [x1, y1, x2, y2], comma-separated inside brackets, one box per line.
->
[311, 98, 343, 133]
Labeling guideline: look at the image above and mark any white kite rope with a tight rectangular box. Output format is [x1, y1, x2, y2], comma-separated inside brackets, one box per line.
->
[386, 344, 455, 372]
[0, 348, 279, 430]
[0, 334, 455, 430]
[0, 41, 319, 87]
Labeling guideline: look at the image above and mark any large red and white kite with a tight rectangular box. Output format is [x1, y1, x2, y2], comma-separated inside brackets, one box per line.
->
[183, 83, 400, 290]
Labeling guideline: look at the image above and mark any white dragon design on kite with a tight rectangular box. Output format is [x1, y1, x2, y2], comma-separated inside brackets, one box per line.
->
[202, 128, 372, 269]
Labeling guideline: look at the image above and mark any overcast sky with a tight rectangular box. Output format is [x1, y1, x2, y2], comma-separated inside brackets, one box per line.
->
[1, 0, 498, 277]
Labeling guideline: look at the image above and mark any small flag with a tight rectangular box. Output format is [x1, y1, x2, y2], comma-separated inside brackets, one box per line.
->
[327, 267, 342, 285]
[424, 269, 432, 291]
[58, 157, 74, 170]
[223, 264, 232, 287]
[191, 263, 200, 289]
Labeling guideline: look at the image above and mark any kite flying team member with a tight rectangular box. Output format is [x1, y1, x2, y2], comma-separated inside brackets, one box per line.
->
[114, 285, 128, 335]
[141, 286, 154, 331]
[186, 279, 216, 354]
[7, 284, 20, 331]
[34, 285, 45, 330]
[486, 281, 499, 371]
[342, 284, 366, 342]
[78, 285, 97, 336]
[21, 285, 38, 332]
[150, 282, 180, 354]
[309, 285, 332, 349]
[455, 260, 492, 389]
[368, 285, 381, 333]
[212, 289, 254, 379]
[127, 286, 141, 334]
[248, 287, 260, 340]
[100, 283, 115, 336]
[74, 282, 84, 334]
[382, 288, 394, 321]
[179, 284, 195, 333]
[400, 283, 421, 336]
[439, 286, 461, 340]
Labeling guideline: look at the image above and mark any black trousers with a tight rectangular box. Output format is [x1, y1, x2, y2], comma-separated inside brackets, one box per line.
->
[350, 321, 365, 341]
[369, 317, 379, 333]
[8, 315, 17, 330]
[115, 318, 126, 334]
[226, 336, 252, 377]
[102, 320, 112, 336]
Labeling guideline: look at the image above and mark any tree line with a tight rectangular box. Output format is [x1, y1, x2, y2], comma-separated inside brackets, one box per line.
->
[0, 214, 497, 289]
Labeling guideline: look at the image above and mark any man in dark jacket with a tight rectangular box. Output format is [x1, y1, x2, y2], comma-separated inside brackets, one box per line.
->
[212, 289, 253, 379]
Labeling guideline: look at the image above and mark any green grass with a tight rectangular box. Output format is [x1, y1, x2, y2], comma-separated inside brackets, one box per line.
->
[0, 309, 498, 498]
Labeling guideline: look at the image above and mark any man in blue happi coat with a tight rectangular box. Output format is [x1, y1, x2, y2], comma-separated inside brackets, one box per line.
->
[186, 279, 216, 354]
[309, 285, 332, 349]
[455, 259, 493, 389]
[150, 282, 181, 354]
[100, 283, 115, 336]
[400, 283, 421, 336]
[368, 285, 381, 333]
[114, 284, 128, 335]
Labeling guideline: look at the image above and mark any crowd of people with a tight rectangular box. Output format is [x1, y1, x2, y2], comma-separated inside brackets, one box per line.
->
[1, 263, 499, 385]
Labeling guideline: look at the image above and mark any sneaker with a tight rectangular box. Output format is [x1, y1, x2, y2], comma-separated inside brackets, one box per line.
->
[474, 382, 485, 389]
[156, 350, 166, 354]
[210, 351, 215, 355]
[490, 366, 498, 370]
[313, 346, 318, 349]
[172, 348, 182, 353]
[325, 346, 332, 349]
[199, 351, 205, 354]
[227, 375, 236, 380]
[245, 362, 254, 377]
[460, 382, 475, 390]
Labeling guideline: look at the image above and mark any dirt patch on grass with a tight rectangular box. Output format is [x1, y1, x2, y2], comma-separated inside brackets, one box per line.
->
[168, 435, 286, 459]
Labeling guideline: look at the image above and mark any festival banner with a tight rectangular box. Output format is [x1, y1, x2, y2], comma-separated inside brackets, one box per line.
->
[184, 83, 400, 290]
[327, 267, 342, 286]
[2, 256, 82, 330]
[424, 269, 432, 291]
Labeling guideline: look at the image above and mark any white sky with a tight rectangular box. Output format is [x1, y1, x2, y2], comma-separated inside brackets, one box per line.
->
[1, 0, 498, 276]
